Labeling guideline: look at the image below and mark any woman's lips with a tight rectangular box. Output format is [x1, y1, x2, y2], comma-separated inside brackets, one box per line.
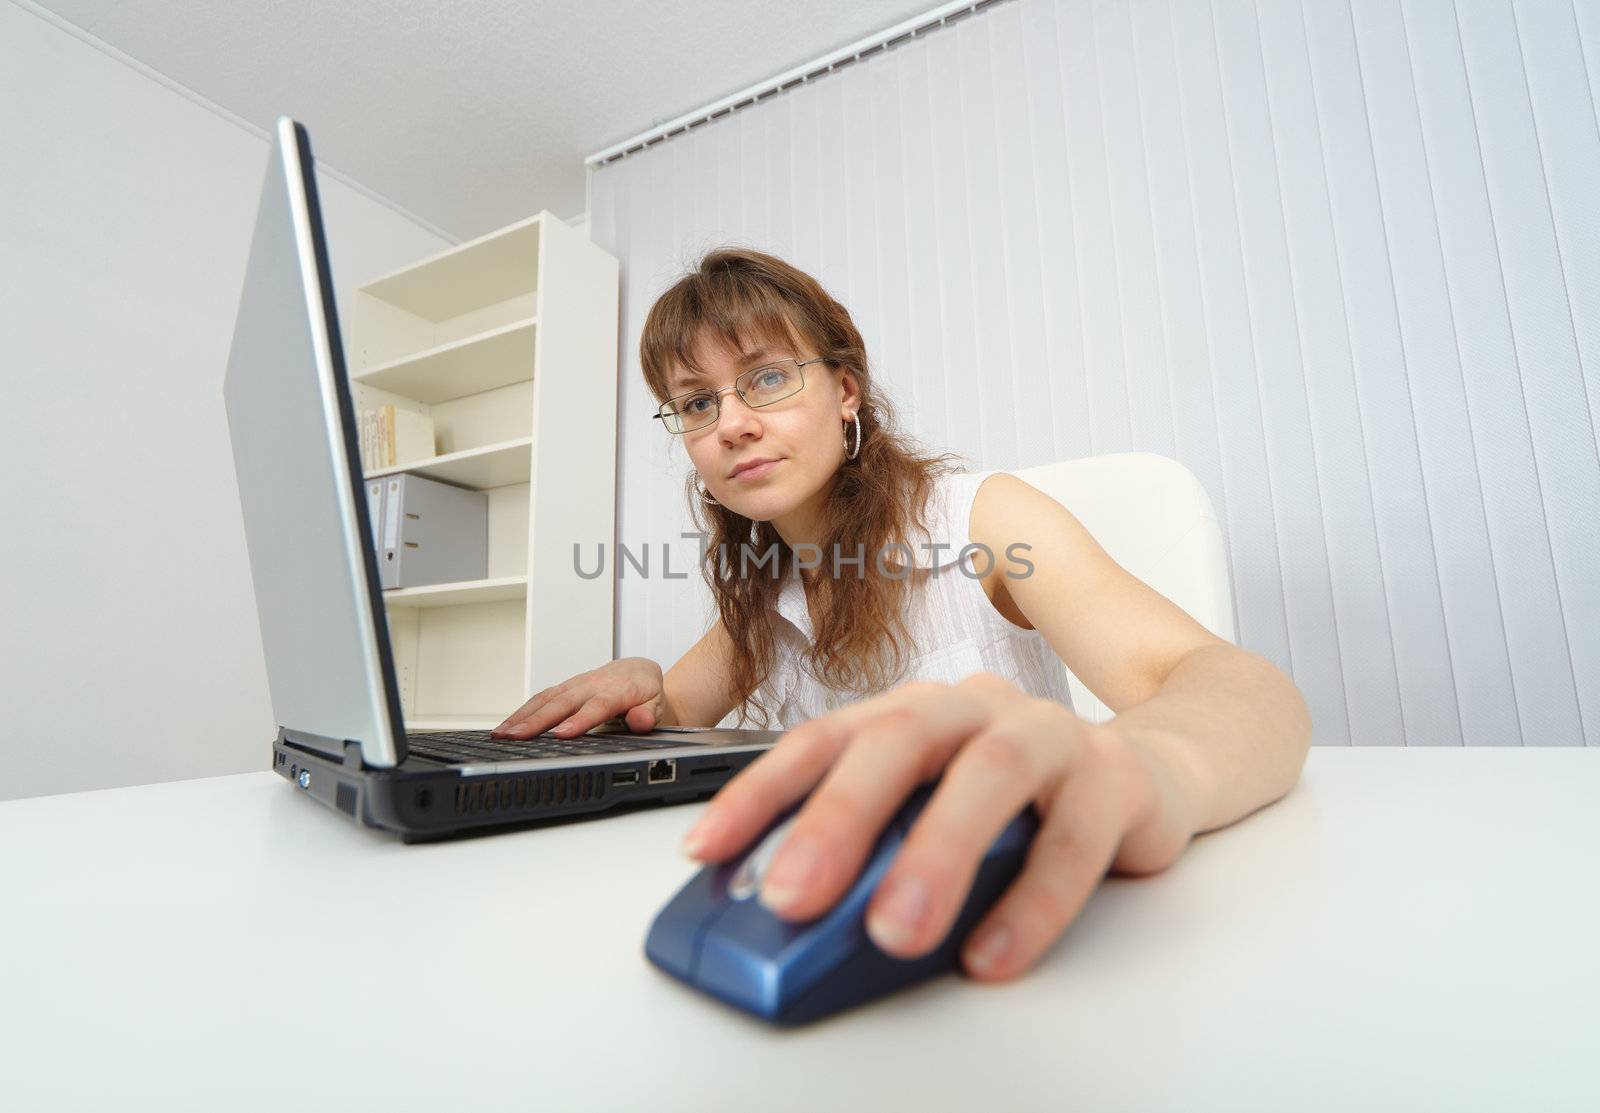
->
[731, 459, 780, 482]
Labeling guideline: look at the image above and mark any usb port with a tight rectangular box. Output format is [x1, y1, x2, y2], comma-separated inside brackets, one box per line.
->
[612, 769, 639, 787]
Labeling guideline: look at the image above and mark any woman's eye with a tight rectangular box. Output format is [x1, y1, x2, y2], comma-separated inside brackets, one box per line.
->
[683, 395, 713, 414]
[755, 370, 786, 389]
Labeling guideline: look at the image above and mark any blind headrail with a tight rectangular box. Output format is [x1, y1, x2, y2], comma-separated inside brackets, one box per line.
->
[584, 0, 1010, 168]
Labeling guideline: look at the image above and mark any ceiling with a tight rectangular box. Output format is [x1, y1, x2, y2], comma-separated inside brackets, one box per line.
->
[36, 0, 937, 241]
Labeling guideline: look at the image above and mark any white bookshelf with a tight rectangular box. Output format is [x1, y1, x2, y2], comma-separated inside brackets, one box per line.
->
[350, 212, 618, 729]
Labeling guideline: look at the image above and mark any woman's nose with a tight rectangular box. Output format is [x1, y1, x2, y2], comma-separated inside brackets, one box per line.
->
[715, 391, 762, 439]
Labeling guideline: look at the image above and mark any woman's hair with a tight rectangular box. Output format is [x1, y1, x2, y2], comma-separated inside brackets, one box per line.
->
[639, 247, 962, 726]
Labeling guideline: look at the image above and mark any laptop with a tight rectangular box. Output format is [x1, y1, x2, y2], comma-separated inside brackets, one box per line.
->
[223, 117, 780, 841]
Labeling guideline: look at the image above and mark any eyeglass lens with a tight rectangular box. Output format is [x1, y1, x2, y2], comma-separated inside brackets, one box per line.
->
[665, 362, 803, 432]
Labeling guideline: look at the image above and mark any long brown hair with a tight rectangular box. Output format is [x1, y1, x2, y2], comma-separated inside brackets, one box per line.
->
[639, 247, 962, 726]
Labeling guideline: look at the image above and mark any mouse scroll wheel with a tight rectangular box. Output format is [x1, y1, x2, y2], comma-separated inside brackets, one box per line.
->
[727, 815, 801, 901]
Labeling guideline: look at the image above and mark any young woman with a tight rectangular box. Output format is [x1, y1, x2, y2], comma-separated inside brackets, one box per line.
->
[494, 248, 1312, 983]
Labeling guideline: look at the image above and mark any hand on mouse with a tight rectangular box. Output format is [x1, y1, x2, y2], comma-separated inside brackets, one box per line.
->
[676, 672, 1206, 982]
[491, 657, 666, 739]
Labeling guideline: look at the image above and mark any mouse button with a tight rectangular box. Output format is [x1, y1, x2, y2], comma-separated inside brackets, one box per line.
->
[699, 818, 908, 1017]
[643, 864, 729, 980]
[695, 899, 817, 1019]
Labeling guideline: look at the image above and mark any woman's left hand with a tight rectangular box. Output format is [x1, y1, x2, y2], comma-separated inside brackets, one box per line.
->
[678, 672, 1207, 981]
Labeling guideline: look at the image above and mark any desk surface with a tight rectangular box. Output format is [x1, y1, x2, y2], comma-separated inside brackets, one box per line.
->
[3, 748, 1597, 1112]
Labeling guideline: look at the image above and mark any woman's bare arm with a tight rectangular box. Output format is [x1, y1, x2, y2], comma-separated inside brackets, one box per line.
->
[659, 619, 741, 727]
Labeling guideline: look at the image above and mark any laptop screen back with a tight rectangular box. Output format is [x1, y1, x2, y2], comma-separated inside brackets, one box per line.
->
[222, 118, 405, 768]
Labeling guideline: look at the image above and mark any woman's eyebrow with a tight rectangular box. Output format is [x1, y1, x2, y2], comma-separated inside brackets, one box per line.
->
[670, 348, 788, 391]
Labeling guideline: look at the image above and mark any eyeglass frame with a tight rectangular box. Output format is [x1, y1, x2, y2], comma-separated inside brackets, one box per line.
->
[651, 355, 832, 434]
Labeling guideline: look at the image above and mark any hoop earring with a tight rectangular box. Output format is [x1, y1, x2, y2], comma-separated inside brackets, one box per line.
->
[696, 477, 718, 506]
[844, 413, 862, 461]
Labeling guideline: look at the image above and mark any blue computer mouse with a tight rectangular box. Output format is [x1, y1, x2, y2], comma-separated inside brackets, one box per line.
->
[644, 783, 1041, 1026]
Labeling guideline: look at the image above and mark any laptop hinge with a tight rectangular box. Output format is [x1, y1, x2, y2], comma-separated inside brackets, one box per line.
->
[277, 726, 369, 769]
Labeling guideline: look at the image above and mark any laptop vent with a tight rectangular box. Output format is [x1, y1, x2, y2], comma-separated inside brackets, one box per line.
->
[453, 770, 606, 817]
[335, 782, 357, 816]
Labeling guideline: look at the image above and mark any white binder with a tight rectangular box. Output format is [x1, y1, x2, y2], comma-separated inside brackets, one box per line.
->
[364, 479, 385, 560]
[378, 473, 488, 590]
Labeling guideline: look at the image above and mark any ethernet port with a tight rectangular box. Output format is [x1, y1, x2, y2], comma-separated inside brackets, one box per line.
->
[647, 758, 677, 785]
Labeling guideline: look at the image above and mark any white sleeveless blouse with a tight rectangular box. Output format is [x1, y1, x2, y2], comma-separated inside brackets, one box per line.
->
[746, 469, 1076, 729]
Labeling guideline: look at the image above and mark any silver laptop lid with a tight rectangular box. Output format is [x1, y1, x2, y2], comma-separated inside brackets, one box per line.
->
[222, 117, 405, 769]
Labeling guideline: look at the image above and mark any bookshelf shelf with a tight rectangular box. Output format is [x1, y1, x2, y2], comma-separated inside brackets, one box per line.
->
[350, 211, 618, 727]
[406, 719, 504, 733]
[361, 217, 542, 322]
[353, 317, 537, 402]
[383, 575, 529, 609]
[369, 436, 533, 491]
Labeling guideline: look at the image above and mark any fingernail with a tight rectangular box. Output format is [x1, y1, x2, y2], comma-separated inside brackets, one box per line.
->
[964, 925, 1010, 974]
[680, 809, 724, 857]
[760, 836, 821, 909]
[867, 876, 929, 952]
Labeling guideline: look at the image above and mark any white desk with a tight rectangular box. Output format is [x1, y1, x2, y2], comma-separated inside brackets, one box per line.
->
[3, 749, 1596, 1112]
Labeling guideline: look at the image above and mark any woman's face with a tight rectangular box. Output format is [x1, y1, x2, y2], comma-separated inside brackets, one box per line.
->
[670, 329, 860, 525]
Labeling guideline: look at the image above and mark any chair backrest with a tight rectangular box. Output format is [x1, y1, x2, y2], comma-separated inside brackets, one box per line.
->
[1012, 453, 1235, 723]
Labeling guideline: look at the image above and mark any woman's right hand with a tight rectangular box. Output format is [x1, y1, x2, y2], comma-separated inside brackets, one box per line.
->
[491, 657, 668, 739]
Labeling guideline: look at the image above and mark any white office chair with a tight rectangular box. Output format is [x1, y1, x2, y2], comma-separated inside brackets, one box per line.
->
[1014, 453, 1236, 724]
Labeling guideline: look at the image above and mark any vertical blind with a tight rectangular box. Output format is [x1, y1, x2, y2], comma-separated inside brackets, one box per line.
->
[589, 0, 1600, 746]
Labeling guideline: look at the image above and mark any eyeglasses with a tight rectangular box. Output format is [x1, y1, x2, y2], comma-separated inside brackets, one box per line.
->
[652, 356, 828, 434]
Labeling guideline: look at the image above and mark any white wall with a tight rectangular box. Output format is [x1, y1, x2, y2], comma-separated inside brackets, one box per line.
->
[0, 3, 452, 800]
[591, 0, 1600, 747]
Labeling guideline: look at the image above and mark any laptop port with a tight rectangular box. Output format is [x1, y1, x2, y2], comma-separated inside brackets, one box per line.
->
[612, 769, 639, 787]
[647, 759, 677, 785]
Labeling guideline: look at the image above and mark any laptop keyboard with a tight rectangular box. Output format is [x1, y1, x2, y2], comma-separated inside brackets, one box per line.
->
[405, 729, 677, 765]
